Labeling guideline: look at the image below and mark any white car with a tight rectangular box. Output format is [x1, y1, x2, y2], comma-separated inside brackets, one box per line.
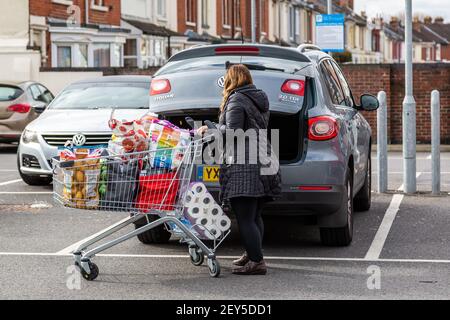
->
[18, 76, 151, 185]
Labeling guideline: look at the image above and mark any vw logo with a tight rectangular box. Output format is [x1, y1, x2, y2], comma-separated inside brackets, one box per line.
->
[217, 76, 225, 88]
[72, 133, 86, 146]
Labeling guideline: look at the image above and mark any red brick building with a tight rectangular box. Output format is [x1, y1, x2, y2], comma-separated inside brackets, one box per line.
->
[29, 0, 129, 68]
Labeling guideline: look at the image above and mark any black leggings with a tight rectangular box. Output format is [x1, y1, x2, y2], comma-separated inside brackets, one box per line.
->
[230, 197, 265, 263]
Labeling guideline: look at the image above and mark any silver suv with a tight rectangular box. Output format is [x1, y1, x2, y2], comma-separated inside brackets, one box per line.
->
[147, 44, 379, 246]
[18, 76, 151, 186]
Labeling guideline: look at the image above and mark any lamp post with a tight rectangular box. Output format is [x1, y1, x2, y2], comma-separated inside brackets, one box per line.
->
[251, 0, 256, 43]
[402, 0, 417, 194]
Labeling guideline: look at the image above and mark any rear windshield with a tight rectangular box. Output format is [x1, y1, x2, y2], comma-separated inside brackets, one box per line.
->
[156, 56, 310, 76]
[48, 83, 150, 110]
[0, 85, 23, 101]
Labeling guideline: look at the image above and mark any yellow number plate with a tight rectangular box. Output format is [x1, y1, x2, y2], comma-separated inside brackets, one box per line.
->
[199, 166, 220, 182]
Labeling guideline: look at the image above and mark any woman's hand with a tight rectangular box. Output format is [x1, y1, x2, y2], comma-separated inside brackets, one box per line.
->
[196, 125, 208, 135]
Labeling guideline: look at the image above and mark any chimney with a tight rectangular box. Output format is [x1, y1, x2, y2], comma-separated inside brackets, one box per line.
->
[435, 17, 444, 24]
[413, 16, 421, 32]
[390, 16, 399, 30]
[424, 16, 432, 25]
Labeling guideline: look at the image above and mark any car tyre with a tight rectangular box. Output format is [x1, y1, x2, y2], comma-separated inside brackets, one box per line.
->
[134, 215, 171, 244]
[17, 153, 52, 186]
[354, 156, 371, 212]
[320, 170, 353, 247]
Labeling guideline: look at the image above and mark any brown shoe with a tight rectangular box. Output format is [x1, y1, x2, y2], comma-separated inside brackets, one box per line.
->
[232, 253, 249, 266]
[232, 260, 267, 275]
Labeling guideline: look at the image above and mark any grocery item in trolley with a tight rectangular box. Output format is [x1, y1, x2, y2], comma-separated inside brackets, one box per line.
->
[58, 146, 104, 209]
[98, 150, 141, 211]
[148, 120, 191, 170]
[108, 113, 156, 155]
[181, 182, 231, 240]
[135, 171, 180, 212]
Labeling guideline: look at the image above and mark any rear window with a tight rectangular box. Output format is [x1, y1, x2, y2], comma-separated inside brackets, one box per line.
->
[48, 82, 150, 110]
[0, 85, 23, 101]
[156, 56, 310, 76]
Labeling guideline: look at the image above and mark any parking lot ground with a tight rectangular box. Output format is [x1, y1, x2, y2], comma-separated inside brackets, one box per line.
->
[1, 147, 450, 299]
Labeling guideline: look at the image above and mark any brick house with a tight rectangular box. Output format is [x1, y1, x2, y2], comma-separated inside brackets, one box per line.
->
[29, 0, 130, 68]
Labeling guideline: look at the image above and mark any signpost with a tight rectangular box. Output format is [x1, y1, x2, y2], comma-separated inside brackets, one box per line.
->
[315, 14, 345, 53]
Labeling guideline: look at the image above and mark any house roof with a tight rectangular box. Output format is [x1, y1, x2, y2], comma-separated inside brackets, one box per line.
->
[48, 18, 131, 33]
[424, 23, 450, 44]
[122, 19, 183, 37]
[413, 23, 449, 44]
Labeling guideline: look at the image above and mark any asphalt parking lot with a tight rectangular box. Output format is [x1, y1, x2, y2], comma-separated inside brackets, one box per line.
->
[0, 145, 449, 299]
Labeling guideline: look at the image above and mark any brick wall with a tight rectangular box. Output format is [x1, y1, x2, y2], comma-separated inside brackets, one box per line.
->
[341, 63, 450, 144]
[29, 0, 121, 26]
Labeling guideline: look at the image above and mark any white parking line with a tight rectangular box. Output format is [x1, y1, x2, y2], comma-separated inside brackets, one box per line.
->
[56, 216, 132, 255]
[0, 192, 52, 195]
[0, 179, 22, 186]
[1, 251, 450, 264]
[365, 172, 422, 260]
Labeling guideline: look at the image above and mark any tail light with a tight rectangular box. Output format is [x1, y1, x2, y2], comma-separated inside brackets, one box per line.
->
[150, 79, 171, 95]
[7, 103, 31, 113]
[281, 80, 305, 96]
[215, 46, 260, 55]
[308, 116, 338, 141]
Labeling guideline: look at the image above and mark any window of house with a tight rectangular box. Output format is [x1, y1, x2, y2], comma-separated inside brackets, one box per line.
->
[124, 39, 138, 67]
[93, 43, 110, 67]
[186, 0, 195, 24]
[223, 0, 231, 27]
[78, 44, 88, 67]
[235, 0, 241, 29]
[157, 0, 166, 18]
[289, 6, 296, 41]
[57, 46, 72, 67]
[91, 0, 108, 11]
[260, 0, 266, 33]
[426, 47, 431, 61]
[295, 8, 300, 41]
[202, 0, 209, 27]
[113, 43, 123, 67]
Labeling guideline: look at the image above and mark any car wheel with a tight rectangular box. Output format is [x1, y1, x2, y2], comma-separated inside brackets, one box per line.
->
[134, 215, 171, 244]
[320, 170, 353, 247]
[354, 156, 372, 212]
[17, 153, 52, 186]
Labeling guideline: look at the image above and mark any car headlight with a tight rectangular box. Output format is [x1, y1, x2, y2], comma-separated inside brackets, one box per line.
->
[22, 130, 39, 144]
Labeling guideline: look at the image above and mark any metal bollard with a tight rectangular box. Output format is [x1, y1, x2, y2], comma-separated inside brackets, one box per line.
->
[431, 90, 441, 195]
[377, 91, 388, 193]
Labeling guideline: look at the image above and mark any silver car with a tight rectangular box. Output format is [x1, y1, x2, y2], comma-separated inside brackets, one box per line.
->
[0, 81, 54, 143]
[18, 76, 151, 186]
[149, 44, 379, 246]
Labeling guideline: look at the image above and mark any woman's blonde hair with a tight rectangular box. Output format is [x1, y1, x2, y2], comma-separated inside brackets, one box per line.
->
[219, 64, 253, 113]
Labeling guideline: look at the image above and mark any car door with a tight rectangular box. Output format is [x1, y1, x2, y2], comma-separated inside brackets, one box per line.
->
[330, 61, 368, 190]
[28, 84, 51, 114]
[318, 59, 360, 186]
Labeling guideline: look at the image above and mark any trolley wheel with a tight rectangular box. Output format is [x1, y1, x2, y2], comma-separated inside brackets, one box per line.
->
[80, 261, 99, 281]
[189, 247, 204, 266]
[208, 259, 221, 278]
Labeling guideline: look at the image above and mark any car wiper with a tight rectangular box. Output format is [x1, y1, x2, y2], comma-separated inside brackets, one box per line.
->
[225, 61, 285, 73]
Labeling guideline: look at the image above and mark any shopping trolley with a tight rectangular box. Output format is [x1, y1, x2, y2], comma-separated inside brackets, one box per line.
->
[52, 132, 230, 280]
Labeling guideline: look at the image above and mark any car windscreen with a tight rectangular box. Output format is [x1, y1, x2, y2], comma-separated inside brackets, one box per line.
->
[156, 56, 310, 76]
[48, 83, 150, 110]
[0, 85, 23, 101]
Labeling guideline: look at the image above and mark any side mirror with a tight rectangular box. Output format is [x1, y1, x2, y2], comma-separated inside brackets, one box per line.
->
[33, 102, 47, 114]
[359, 94, 379, 111]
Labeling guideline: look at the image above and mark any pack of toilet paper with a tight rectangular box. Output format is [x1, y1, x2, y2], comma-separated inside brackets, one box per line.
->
[181, 182, 231, 240]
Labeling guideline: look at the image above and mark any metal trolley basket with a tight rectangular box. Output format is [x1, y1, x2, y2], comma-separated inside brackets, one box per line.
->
[52, 136, 230, 279]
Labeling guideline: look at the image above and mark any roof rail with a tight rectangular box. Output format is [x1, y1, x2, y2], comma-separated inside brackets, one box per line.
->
[297, 44, 322, 53]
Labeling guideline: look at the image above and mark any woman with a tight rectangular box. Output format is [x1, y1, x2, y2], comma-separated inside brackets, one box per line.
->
[198, 64, 281, 275]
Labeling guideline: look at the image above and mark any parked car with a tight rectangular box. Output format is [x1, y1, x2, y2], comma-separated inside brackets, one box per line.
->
[147, 44, 379, 246]
[0, 81, 54, 144]
[17, 76, 151, 186]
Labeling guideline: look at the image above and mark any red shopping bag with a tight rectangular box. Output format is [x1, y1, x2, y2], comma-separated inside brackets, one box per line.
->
[135, 172, 180, 213]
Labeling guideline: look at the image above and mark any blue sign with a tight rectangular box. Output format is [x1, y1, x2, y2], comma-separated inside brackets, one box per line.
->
[316, 14, 345, 53]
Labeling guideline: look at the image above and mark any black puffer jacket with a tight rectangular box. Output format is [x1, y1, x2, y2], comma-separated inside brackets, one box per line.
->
[218, 84, 282, 202]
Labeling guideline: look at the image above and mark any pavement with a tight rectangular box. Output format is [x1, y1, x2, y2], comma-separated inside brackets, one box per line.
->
[0, 145, 449, 299]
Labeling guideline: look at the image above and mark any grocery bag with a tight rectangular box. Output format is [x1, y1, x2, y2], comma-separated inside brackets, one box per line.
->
[135, 172, 180, 213]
